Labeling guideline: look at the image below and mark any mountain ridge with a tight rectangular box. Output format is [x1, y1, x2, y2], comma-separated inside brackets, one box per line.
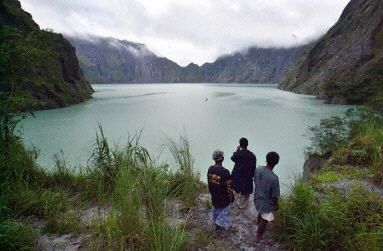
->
[67, 35, 312, 84]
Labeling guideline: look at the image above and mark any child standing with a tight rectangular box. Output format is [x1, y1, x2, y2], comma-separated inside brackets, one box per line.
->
[207, 150, 234, 231]
[253, 151, 280, 244]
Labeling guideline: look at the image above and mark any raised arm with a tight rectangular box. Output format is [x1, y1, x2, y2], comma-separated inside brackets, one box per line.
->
[231, 148, 240, 162]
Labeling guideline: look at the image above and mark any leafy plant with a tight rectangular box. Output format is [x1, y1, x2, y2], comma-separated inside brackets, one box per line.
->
[0, 220, 37, 251]
[273, 182, 383, 251]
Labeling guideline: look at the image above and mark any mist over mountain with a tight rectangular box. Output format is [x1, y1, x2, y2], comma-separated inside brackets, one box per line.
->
[67, 35, 312, 84]
[66, 36, 183, 83]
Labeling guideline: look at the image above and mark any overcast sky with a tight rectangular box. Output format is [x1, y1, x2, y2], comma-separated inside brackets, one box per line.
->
[20, 0, 349, 66]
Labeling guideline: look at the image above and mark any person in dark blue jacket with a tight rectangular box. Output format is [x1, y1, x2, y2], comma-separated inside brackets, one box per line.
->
[231, 138, 257, 209]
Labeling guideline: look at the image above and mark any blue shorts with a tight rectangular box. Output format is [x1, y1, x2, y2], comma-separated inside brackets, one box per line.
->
[212, 206, 230, 230]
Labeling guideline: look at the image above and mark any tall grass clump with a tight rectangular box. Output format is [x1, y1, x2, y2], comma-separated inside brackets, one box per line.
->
[102, 167, 144, 249]
[273, 181, 383, 250]
[88, 124, 117, 196]
[168, 134, 202, 208]
[95, 132, 186, 250]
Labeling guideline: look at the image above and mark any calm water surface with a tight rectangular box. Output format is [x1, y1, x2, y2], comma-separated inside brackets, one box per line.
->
[22, 84, 349, 193]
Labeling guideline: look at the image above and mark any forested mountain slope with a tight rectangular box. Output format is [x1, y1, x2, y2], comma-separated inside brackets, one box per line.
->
[0, 0, 93, 110]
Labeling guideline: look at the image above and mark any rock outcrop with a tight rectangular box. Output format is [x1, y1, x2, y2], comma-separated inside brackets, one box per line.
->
[279, 0, 383, 108]
[0, 0, 93, 110]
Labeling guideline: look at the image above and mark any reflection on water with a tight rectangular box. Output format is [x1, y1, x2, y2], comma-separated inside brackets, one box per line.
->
[21, 84, 350, 193]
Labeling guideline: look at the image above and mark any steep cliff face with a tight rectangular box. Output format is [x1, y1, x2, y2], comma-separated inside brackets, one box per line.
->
[280, 0, 383, 108]
[68, 35, 310, 84]
[196, 45, 312, 83]
[67, 36, 182, 83]
[0, 0, 93, 110]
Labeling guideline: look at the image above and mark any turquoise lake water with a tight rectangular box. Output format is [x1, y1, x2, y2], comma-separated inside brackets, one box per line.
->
[21, 84, 349, 193]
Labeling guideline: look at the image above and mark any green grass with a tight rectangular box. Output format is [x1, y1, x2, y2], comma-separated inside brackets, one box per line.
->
[312, 165, 370, 183]
[269, 108, 383, 250]
[314, 171, 348, 183]
[43, 211, 83, 234]
[192, 229, 215, 248]
[96, 132, 189, 250]
[167, 134, 203, 208]
[282, 108, 383, 250]
[273, 182, 383, 250]
[307, 108, 383, 184]
[0, 220, 37, 251]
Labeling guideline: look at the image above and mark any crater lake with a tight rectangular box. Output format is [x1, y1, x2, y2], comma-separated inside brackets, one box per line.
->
[21, 84, 349, 193]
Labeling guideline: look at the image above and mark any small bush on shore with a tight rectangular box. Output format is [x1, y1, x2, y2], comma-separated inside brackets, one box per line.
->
[308, 108, 383, 184]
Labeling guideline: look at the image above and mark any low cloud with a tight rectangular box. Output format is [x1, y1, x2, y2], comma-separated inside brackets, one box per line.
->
[20, 0, 349, 66]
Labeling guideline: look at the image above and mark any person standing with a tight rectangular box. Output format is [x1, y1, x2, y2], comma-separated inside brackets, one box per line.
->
[253, 152, 280, 244]
[207, 150, 234, 231]
[231, 137, 257, 209]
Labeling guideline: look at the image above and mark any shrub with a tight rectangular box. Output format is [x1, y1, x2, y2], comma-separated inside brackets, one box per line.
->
[0, 220, 37, 251]
[273, 182, 383, 251]
[307, 116, 349, 155]
[308, 108, 383, 183]
[44, 211, 83, 234]
[8, 186, 68, 218]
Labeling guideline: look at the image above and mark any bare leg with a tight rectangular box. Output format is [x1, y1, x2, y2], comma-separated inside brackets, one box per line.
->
[235, 192, 241, 207]
[239, 194, 250, 209]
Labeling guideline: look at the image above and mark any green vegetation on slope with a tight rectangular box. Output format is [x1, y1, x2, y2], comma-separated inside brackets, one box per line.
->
[273, 182, 383, 251]
[307, 108, 383, 184]
[273, 108, 383, 250]
[0, 0, 93, 111]
[324, 57, 383, 110]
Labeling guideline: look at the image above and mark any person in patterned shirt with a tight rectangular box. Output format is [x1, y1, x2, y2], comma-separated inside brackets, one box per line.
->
[207, 150, 234, 231]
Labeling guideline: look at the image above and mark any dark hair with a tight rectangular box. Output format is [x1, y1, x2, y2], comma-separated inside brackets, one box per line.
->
[266, 152, 279, 167]
[239, 137, 248, 147]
